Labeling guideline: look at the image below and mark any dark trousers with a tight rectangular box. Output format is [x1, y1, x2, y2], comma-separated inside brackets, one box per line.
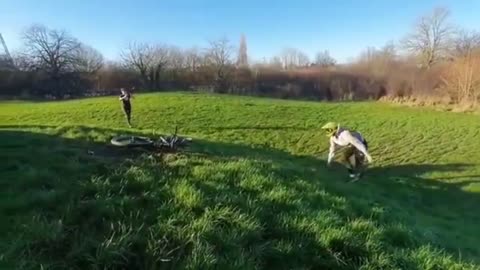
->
[123, 104, 131, 124]
[336, 139, 368, 174]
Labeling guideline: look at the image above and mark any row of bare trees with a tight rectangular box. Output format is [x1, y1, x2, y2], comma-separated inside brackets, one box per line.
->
[1, 6, 479, 106]
[354, 7, 480, 106]
[2, 23, 340, 99]
[4, 24, 104, 97]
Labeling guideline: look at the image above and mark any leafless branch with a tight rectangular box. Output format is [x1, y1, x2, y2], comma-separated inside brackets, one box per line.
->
[402, 7, 454, 68]
[279, 48, 310, 70]
[452, 30, 480, 57]
[21, 24, 82, 75]
[73, 44, 104, 73]
[314, 50, 336, 67]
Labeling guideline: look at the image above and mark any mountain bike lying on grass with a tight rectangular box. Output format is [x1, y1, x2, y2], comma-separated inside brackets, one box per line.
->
[110, 127, 192, 152]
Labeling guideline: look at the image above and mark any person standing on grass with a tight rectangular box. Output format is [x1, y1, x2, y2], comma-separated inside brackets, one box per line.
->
[119, 88, 133, 127]
[321, 122, 373, 181]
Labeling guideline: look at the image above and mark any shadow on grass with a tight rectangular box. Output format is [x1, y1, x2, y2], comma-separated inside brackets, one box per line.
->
[186, 138, 480, 264]
[1, 127, 479, 269]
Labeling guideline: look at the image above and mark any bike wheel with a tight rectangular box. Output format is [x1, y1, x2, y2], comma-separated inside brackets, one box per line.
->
[110, 135, 154, 147]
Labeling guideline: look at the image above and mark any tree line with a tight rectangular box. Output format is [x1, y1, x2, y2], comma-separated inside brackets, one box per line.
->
[1, 7, 479, 108]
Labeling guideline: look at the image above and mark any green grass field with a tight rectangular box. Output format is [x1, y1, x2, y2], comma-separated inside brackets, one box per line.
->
[1, 92, 480, 269]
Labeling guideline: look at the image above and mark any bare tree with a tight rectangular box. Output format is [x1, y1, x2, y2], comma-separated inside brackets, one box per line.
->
[21, 24, 81, 75]
[185, 47, 202, 71]
[380, 41, 397, 60]
[73, 44, 104, 73]
[441, 52, 480, 104]
[166, 46, 185, 70]
[237, 34, 248, 67]
[359, 43, 397, 64]
[121, 42, 155, 81]
[453, 30, 480, 57]
[314, 50, 336, 67]
[402, 7, 454, 69]
[11, 51, 35, 71]
[121, 42, 170, 88]
[206, 37, 233, 67]
[149, 45, 170, 87]
[269, 56, 283, 69]
[297, 51, 310, 67]
[441, 30, 480, 104]
[165, 46, 185, 80]
[206, 37, 234, 91]
[356, 43, 398, 77]
[279, 48, 310, 70]
[19, 24, 107, 97]
[357, 46, 377, 64]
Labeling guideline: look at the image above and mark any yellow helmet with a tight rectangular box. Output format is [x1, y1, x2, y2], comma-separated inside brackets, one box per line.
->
[321, 122, 339, 137]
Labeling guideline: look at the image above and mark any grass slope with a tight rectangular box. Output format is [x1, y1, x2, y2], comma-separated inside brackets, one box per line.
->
[1, 92, 479, 269]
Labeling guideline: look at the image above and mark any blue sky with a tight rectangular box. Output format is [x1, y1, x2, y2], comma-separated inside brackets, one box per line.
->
[1, 0, 479, 63]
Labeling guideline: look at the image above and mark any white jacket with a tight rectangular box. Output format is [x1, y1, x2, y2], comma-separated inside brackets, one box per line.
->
[328, 128, 372, 163]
